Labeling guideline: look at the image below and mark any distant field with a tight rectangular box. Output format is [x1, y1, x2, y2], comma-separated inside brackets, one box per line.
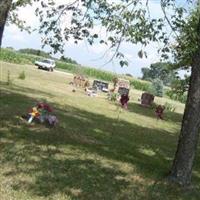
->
[0, 61, 185, 113]
[1, 62, 199, 200]
[0, 48, 152, 90]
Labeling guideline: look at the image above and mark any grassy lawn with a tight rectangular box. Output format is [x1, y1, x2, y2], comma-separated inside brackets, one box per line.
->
[0, 62, 200, 200]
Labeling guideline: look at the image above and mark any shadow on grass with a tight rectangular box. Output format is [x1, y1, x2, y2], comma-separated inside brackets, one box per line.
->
[0, 87, 199, 200]
[128, 102, 183, 124]
[3, 146, 129, 199]
[0, 81, 54, 98]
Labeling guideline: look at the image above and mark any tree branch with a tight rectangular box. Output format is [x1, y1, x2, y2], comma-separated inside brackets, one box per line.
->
[160, 0, 179, 39]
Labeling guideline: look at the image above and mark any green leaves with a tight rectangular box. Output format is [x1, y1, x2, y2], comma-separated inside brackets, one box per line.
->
[138, 50, 143, 59]
[119, 60, 128, 67]
[138, 50, 147, 59]
[173, 8, 200, 68]
[141, 62, 176, 86]
[7, 0, 195, 68]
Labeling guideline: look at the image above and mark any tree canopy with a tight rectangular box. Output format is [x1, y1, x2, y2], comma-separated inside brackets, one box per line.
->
[31, 0, 194, 66]
[3, 0, 196, 67]
[172, 7, 200, 69]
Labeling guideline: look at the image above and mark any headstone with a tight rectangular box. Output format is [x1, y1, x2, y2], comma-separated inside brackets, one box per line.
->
[118, 87, 129, 95]
[93, 80, 109, 91]
[73, 75, 88, 88]
[141, 93, 154, 107]
[117, 78, 130, 95]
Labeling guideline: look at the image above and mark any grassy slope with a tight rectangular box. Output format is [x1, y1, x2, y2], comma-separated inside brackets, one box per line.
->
[0, 62, 200, 200]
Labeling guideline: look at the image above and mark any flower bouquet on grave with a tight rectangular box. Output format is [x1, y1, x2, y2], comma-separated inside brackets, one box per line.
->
[36, 102, 52, 123]
[36, 102, 58, 126]
[28, 107, 40, 123]
[23, 102, 58, 126]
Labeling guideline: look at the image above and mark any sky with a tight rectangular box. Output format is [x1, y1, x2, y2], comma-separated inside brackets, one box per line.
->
[2, 0, 191, 78]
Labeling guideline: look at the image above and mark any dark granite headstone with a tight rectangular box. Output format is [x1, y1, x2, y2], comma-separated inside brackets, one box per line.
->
[141, 93, 154, 107]
[117, 79, 130, 95]
[93, 80, 109, 91]
[118, 87, 129, 95]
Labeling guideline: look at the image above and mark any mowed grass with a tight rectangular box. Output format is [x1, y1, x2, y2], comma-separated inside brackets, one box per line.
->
[0, 62, 200, 200]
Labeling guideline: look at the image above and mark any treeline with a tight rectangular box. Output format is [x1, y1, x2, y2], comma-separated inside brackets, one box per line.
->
[18, 48, 51, 58]
[3, 47, 78, 65]
[60, 55, 78, 65]
[141, 62, 176, 86]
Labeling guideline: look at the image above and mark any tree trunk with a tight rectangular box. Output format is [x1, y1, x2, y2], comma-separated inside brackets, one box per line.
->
[0, 0, 13, 48]
[169, 44, 200, 185]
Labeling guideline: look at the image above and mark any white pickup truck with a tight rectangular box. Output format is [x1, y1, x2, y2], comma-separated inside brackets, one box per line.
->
[35, 59, 56, 72]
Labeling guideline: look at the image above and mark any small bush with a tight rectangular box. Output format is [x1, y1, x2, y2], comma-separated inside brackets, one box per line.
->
[18, 71, 26, 80]
[150, 79, 164, 97]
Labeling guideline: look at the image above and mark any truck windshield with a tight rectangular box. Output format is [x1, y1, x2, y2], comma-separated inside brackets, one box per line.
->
[41, 60, 54, 64]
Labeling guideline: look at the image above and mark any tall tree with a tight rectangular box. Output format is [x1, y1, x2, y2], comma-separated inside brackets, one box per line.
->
[0, 0, 13, 47]
[168, 7, 200, 185]
[141, 62, 176, 86]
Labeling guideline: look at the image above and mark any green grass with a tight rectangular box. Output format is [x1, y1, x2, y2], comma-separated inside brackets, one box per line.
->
[0, 62, 200, 200]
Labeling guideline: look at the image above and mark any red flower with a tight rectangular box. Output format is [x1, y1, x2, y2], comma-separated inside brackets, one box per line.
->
[37, 102, 52, 112]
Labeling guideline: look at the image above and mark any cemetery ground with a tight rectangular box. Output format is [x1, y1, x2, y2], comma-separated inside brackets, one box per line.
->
[0, 62, 200, 200]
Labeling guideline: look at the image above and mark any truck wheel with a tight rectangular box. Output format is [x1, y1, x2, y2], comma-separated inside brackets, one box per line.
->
[50, 68, 53, 72]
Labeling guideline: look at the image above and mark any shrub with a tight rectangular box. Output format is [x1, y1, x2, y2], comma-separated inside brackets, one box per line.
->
[150, 79, 164, 97]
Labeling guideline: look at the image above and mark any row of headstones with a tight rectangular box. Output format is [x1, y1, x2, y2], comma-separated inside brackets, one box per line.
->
[92, 80, 155, 107]
[73, 77, 155, 107]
